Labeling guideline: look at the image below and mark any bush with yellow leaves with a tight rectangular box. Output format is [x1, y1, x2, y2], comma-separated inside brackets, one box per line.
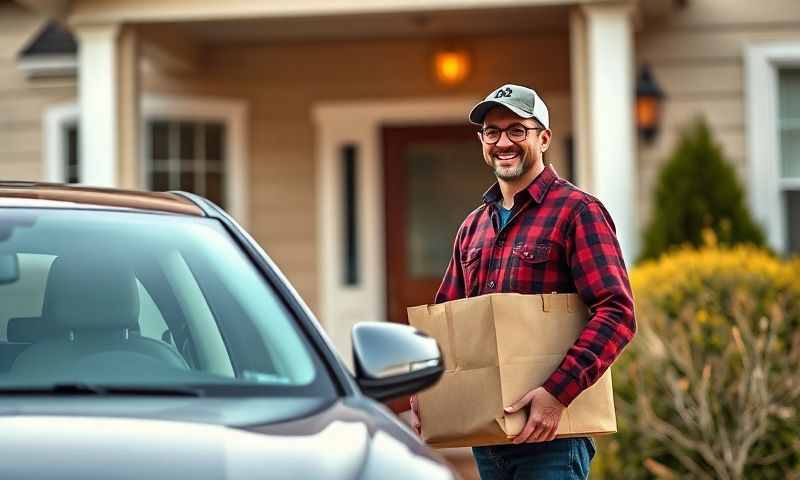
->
[594, 239, 800, 480]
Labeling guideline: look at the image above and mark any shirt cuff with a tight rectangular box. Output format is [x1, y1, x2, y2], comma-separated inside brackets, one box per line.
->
[542, 369, 583, 407]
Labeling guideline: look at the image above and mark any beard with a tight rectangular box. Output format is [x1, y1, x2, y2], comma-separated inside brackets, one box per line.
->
[489, 146, 534, 181]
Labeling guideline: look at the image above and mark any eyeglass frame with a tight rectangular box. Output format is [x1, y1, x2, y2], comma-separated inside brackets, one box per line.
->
[477, 123, 545, 145]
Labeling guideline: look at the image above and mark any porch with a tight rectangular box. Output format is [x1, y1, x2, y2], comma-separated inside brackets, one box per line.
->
[31, 0, 640, 360]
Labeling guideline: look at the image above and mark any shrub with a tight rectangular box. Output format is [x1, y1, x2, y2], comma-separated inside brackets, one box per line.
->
[639, 118, 765, 262]
[595, 241, 800, 479]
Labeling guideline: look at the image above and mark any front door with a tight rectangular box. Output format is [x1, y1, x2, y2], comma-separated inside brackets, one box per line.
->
[382, 124, 493, 325]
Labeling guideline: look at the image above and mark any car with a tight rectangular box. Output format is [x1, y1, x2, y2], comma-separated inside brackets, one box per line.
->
[0, 181, 451, 480]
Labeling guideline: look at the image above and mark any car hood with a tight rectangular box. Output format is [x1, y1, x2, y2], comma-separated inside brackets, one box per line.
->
[0, 399, 453, 480]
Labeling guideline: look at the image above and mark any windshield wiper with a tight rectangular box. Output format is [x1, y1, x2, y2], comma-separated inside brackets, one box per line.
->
[0, 383, 204, 397]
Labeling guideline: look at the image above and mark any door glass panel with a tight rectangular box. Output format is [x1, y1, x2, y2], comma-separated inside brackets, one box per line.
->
[150, 121, 169, 161]
[179, 122, 197, 168]
[406, 142, 491, 278]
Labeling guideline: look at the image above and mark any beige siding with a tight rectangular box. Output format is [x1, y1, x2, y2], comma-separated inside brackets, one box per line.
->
[0, 3, 77, 182]
[636, 0, 800, 226]
[144, 31, 571, 310]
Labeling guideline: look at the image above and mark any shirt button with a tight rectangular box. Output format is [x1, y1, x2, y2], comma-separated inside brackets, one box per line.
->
[496, 239, 505, 247]
[487, 280, 496, 289]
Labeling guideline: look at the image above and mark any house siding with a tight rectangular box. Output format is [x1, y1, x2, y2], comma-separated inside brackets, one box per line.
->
[0, 2, 77, 181]
[636, 0, 800, 225]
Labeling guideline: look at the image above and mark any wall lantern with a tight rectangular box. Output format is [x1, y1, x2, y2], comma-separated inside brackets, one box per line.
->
[635, 64, 665, 142]
[433, 48, 471, 87]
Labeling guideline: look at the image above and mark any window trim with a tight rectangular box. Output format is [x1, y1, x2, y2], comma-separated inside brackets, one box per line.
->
[43, 95, 248, 227]
[141, 95, 248, 226]
[745, 42, 800, 253]
[43, 102, 79, 183]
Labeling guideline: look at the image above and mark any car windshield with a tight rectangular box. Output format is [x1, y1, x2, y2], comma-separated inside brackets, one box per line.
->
[0, 208, 336, 397]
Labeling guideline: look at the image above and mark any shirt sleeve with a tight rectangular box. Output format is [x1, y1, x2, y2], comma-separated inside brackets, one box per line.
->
[434, 223, 467, 304]
[542, 201, 636, 406]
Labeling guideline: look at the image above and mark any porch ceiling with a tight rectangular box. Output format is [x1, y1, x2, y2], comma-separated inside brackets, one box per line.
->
[155, 5, 571, 46]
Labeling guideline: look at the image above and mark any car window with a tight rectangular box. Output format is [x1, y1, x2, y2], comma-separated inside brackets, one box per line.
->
[0, 209, 335, 397]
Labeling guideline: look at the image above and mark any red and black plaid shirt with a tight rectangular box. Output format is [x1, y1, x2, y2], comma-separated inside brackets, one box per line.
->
[434, 165, 636, 406]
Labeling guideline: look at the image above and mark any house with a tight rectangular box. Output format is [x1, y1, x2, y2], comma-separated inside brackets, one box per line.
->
[2, 0, 799, 360]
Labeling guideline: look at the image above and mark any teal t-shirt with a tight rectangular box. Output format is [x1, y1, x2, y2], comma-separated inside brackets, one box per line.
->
[497, 203, 513, 230]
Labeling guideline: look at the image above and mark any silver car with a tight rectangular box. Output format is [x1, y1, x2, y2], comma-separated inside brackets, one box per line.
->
[0, 181, 450, 480]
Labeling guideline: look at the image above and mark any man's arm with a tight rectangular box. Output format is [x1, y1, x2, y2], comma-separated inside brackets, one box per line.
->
[434, 224, 467, 304]
[542, 200, 636, 406]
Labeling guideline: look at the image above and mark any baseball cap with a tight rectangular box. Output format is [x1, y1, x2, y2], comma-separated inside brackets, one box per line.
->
[468, 84, 550, 129]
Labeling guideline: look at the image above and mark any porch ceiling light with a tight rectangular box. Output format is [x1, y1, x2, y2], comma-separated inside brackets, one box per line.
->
[635, 64, 665, 142]
[433, 48, 471, 87]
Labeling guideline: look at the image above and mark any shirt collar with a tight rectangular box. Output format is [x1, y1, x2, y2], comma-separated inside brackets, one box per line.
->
[482, 164, 559, 206]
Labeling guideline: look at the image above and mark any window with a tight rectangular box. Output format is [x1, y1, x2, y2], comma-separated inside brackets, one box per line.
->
[44, 102, 79, 184]
[147, 120, 227, 208]
[45, 96, 248, 223]
[779, 68, 800, 253]
[745, 44, 800, 255]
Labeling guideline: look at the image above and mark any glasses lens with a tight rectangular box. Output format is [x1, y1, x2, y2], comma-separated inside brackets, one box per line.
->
[508, 126, 527, 142]
[482, 128, 500, 143]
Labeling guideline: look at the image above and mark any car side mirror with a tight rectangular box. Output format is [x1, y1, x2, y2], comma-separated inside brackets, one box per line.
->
[0, 254, 19, 285]
[352, 322, 443, 402]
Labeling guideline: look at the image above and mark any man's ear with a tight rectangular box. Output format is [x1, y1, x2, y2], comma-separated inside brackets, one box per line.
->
[540, 129, 553, 152]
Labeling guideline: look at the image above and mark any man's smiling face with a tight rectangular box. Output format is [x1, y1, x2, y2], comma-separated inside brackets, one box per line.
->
[480, 106, 549, 182]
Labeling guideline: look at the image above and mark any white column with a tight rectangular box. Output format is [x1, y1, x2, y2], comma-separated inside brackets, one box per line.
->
[576, 3, 638, 264]
[570, 8, 592, 191]
[76, 24, 120, 187]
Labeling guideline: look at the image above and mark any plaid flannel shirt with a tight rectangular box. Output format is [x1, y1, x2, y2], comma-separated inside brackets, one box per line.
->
[434, 165, 636, 406]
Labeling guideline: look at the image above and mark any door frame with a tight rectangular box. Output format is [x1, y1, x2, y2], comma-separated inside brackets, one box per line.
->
[312, 97, 475, 364]
[312, 95, 569, 363]
[382, 124, 482, 325]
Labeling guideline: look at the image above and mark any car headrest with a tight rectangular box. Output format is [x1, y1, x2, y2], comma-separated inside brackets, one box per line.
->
[43, 256, 140, 331]
[6, 317, 57, 343]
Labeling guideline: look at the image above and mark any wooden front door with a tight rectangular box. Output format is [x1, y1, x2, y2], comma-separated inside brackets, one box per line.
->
[382, 124, 493, 325]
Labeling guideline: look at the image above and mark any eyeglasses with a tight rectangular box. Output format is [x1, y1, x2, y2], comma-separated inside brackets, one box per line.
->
[478, 124, 544, 145]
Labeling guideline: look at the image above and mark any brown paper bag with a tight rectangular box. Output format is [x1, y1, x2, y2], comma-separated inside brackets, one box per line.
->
[407, 293, 616, 448]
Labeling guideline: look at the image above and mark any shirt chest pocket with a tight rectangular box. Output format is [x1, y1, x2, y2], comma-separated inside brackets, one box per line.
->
[460, 247, 482, 297]
[510, 242, 556, 293]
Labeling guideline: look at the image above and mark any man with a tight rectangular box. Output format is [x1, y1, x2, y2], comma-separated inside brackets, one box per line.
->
[409, 84, 636, 479]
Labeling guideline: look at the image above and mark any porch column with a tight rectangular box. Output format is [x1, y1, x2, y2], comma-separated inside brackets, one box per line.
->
[75, 24, 139, 188]
[570, 3, 638, 264]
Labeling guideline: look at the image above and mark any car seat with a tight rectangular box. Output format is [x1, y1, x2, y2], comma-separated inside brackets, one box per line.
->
[11, 255, 189, 377]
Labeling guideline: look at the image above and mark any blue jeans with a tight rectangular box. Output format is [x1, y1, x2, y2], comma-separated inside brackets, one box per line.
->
[472, 437, 595, 480]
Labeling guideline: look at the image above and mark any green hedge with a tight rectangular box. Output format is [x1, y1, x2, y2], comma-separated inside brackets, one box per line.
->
[594, 243, 800, 479]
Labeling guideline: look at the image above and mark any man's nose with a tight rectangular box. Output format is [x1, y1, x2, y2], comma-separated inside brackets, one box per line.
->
[495, 131, 514, 147]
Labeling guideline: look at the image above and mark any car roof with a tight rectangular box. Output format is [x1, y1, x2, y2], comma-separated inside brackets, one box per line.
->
[0, 181, 204, 216]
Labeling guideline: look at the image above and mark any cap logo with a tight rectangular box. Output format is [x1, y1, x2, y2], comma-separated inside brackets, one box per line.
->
[494, 87, 512, 99]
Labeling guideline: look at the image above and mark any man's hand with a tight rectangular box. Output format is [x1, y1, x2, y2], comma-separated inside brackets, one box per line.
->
[409, 395, 422, 436]
[505, 387, 565, 444]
